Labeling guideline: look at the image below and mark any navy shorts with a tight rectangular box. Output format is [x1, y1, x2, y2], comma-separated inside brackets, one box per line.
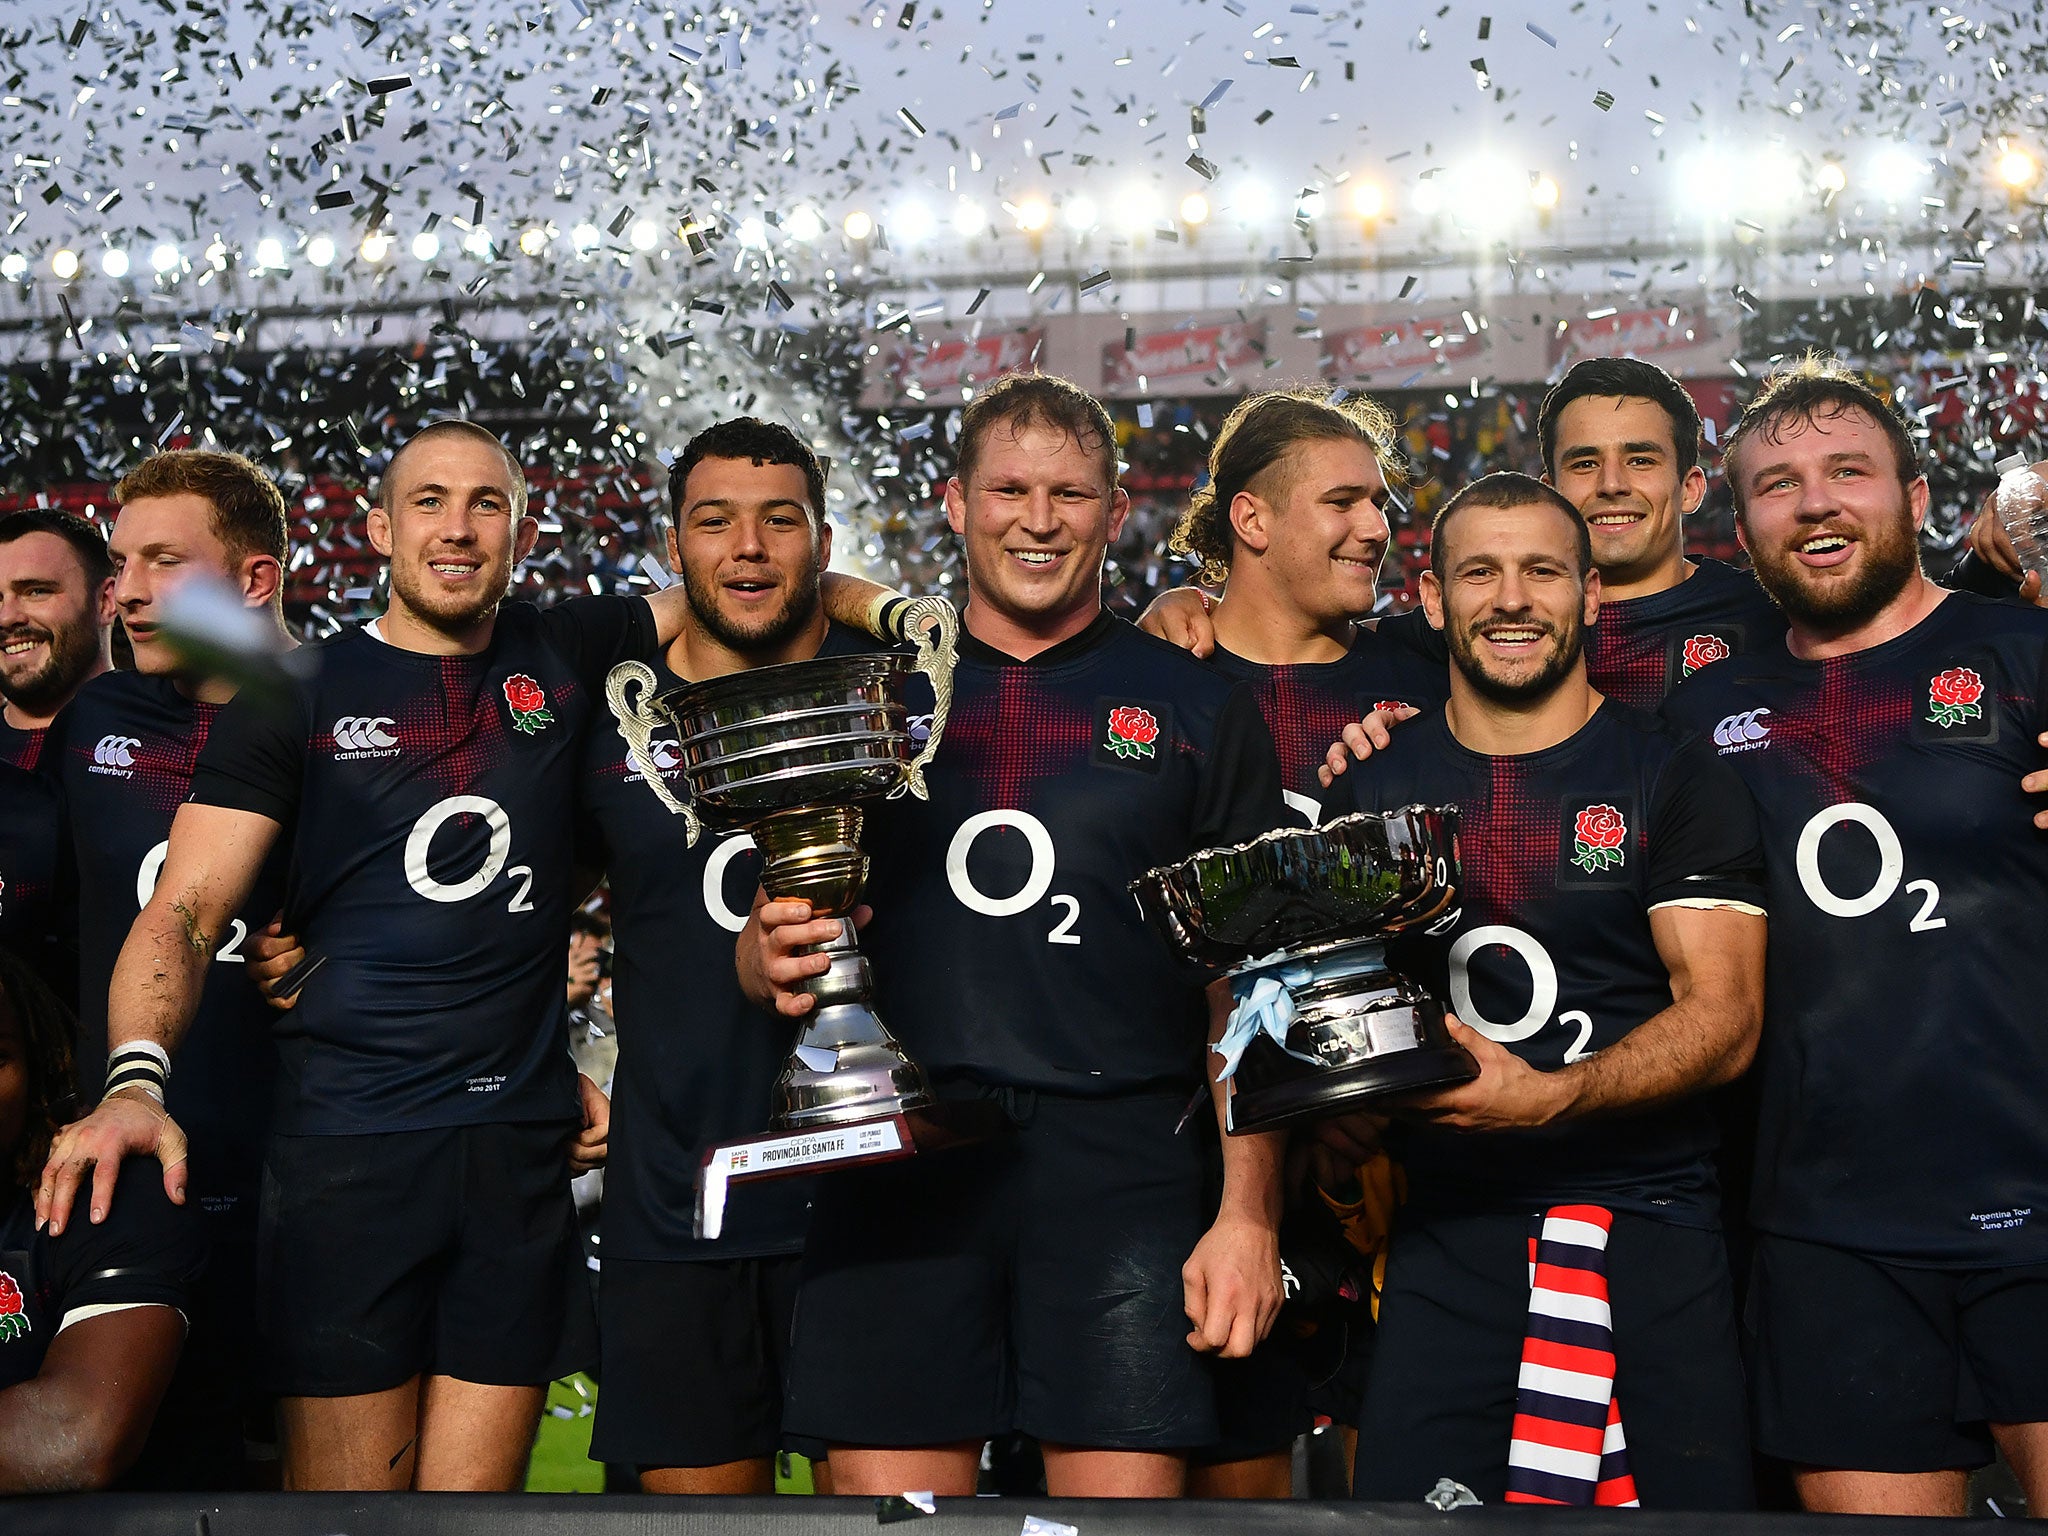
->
[783, 1089, 1216, 1452]
[1352, 1208, 1752, 1510]
[593, 1254, 809, 1469]
[1747, 1234, 2048, 1473]
[259, 1123, 596, 1397]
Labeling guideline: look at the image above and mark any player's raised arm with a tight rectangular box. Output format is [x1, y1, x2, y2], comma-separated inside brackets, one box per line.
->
[815, 570, 904, 634]
[36, 801, 282, 1233]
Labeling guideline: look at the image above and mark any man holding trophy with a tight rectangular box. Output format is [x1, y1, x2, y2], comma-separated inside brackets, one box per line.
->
[579, 418, 881, 1493]
[741, 374, 1292, 1497]
[1320, 473, 1767, 1508]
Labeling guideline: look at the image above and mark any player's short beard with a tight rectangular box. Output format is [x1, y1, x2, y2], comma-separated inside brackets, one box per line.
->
[1446, 607, 1586, 707]
[0, 612, 99, 714]
[683, 561, 822, 655]
[390, 554, 513, 636]
[1748, 508, 1920, 636]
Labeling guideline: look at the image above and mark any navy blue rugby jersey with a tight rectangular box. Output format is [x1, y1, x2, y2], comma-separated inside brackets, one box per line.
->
[188, 597, 658, 1136]
[0, 1169, 204, 1390]
[1378, 558, 1785, 712]
[0, 759, 68, 1005]
[0, 719, 47, 772]
[581, 621, 880, 1262]
[1322, 703, 1765, 1225]
[1665, 592, 2048, 1265]
[1204, 631, 1450, 823]
[53, 673, 290, 1219]
[857, 610, 1290, 1096]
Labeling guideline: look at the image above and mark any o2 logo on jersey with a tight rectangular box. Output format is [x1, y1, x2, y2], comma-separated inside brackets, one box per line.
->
[1448, 924, 1596, 1064]
[404, 796, 536, 913]
[137, 840, 248, 962]
[1795, 802, 1946, 934]
[703, 832, 758, 934]
[946, 810, 1082, 946]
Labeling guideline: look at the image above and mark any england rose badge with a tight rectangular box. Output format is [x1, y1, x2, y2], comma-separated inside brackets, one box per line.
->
[1681, 634, 1731, 677]
[0, 1271, 29, 1342]
[503, 673, 555, 735]
[1925, 666, 1985, 730]
[1104, 704, 1160, 761]
[1571, 804, 1628, 874]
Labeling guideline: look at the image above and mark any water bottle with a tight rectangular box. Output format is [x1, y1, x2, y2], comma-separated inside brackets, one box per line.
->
[1993, 453, 2048, 580]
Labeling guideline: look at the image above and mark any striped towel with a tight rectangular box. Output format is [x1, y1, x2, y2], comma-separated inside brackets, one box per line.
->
[1503, 1204, 1640, 1507]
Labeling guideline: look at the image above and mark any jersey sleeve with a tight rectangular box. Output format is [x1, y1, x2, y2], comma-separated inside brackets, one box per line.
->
[1643, 738, 1767, 912]
[537, 595, 660, 691]
[1192, 685, 1292, 848]
[186, 685, 307, 824]
[45, 1163, 204, 1321]
[1941, 548, 2025, 604]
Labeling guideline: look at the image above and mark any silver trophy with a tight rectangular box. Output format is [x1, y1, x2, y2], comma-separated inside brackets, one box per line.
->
[604, 597, 958, 1132]
[1131, 806, 1476, 1133]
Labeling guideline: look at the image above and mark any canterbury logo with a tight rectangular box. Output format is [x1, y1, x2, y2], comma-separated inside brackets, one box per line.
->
[93, 734, 139, 768]
[332, 716, 399, 752]
[1712, 708, 1772, 749]
[649, 737, 681, 770]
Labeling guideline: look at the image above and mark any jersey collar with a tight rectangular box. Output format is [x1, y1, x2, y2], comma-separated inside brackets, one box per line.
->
[958, 606, 1117, 667]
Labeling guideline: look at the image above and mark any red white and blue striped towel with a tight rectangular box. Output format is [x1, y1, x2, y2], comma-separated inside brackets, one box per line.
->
[1503, 1205, 1640, 1507]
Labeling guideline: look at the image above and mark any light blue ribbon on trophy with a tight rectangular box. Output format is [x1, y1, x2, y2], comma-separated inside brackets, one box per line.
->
[1214, 944, 1398, 1084]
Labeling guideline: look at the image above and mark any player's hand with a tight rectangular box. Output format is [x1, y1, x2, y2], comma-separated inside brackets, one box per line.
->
[1391, 1017, 1568, 1133]
[737, 890, 871, 1018]
[566, 946, 601, 1010]
[1136, 586, 1218, 658]
[1967, 475, 2046, 605]
[570, 1072, 610, 1174]
[1316, 705, 1421, 789]
[1182, 1211, 1283, 1358]
[35, 1088, 189, 1234]
[2021, 734, 2048, 830]
[247, 918, 305, 1012]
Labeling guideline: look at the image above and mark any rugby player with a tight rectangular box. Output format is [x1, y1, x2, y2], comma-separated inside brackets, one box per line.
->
[1324, 473, 1767, 1507]
[37, 420, 706, 1489]
[578, 417, 869, 1494]
[1666, 360, 2048, 1516]
[743, 374, 1292, 1498]
[0, 510, 116, 770]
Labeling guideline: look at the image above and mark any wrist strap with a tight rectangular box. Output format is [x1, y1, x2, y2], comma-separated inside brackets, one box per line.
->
[874, 595, 913, 644]
[104, 1042, 170, 1104]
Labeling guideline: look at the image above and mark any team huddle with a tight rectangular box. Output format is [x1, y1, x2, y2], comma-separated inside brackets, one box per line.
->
[0, 352, 2043, 1515]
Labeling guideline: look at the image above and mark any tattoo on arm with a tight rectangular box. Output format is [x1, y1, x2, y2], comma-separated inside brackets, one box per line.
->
[169, 900, 214, 959]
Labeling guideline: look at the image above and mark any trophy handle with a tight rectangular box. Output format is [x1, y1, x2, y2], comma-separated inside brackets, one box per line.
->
[604, 660, 703, 846]
[890, 595, 957, 802]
